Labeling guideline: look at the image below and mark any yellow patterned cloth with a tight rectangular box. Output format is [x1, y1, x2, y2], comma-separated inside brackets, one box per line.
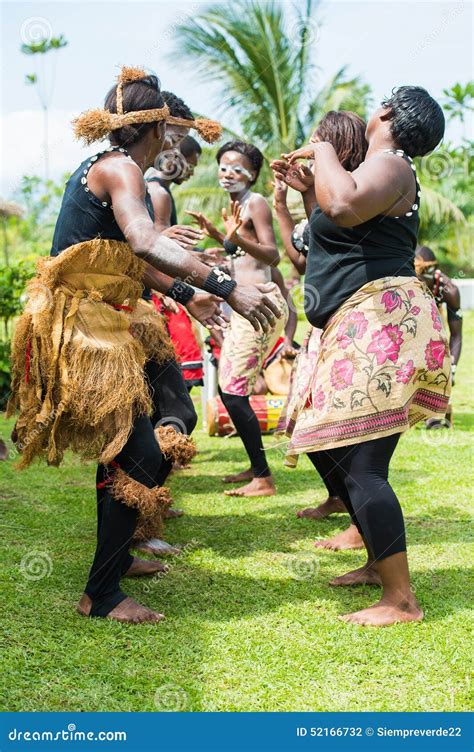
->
[7, 238, 174, 468]
[283, 276, 451, 458]
[218, 286, 288, 396]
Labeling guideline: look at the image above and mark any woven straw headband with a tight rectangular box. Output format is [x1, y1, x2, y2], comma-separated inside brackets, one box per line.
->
[72, 65, 222, 145]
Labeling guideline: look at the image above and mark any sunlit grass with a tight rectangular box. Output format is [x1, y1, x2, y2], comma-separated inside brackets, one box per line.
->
[1, 314, 472, 712]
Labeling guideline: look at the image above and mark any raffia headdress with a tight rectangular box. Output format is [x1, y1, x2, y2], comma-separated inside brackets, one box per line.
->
[72, 66, 222, 145]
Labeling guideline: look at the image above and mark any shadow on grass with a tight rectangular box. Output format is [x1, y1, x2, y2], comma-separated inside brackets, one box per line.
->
[136, 557, 474, 627]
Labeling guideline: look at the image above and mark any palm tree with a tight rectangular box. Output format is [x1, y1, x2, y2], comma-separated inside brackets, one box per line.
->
[22, 34, 68, 179]
[442, 81, 474, 141]
[173, 0, 371, 157]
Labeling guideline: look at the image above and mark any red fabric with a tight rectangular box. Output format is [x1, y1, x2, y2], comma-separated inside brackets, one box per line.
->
[151, 295, 203, 382]
[262, 336, 285, 370]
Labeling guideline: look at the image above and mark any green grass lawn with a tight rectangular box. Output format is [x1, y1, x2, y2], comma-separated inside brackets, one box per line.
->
[1, 314, 473, 713]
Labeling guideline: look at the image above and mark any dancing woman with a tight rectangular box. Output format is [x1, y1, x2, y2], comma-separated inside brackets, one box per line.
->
[282, 87, 450, 626]
[272, 112, 368, 534]
[7, 67, 280, 624]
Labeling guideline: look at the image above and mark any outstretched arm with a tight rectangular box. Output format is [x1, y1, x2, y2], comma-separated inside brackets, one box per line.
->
[102, 159, 281, 331]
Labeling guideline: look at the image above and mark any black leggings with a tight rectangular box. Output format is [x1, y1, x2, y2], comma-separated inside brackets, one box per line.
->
[85, 358, 196, 617]
[146, 358, 198, 485]
[219, 388, 271, 477]
[307, 433, 405, 561]
[85, 414, 162, 617]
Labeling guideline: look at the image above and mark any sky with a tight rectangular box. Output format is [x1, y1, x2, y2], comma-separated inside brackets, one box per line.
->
[1, 0, 472, 197]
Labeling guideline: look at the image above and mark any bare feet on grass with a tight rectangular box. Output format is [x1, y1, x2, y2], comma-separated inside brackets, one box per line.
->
[340, 552, 423, 626]
[314, 524, 364, 551]
[339, 595, 423, 627]
[76, 593, 164, 624]
[330, 561, 381, 587]
[297, 496, 347, 520]
[224, 476, 276, 498]
[163, 508, 185, 519]
[223, 468, 254, 484]
[133, 539, 181, 557]
[124, 557, 169, 577]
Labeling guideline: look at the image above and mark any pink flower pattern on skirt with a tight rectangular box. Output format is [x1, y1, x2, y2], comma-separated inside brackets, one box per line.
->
[313, 386, 325, 409]
[381, 290, 403, 313]
[282, 278, 451, 458]
[366, 324, 404, 365]
[425, 339, 447, 371]
[336, 311, 368, 349]
[330, 358, 355, 390]
[431, 301, 442, 331]
[395, 359, 416, 384]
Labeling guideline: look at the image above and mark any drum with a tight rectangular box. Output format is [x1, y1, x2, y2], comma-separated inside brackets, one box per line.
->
[207, 395, 287, 437]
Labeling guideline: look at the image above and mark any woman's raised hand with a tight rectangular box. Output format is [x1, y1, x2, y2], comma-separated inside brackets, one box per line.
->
[282, 143, 318, 163]
[221, 201, 243, 241]
[270, 158, 314, 193]
[186, 210, 224, 244]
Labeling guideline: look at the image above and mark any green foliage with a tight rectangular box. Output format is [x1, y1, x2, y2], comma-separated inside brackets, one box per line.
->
[21, 34, 68, 56]
[174, 0, 371, 156]
[0, 340, 11, 409]
[0, 258, 36, 334]
[0, 259, 37, 406]
[442, 81, 474, 125]
[417, 139, 474, 275]
[5, 174, 66, 264]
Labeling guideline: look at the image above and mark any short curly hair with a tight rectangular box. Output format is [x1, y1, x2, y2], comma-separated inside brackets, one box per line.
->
[216, 140, 264, 184]
[381, 86, 445, 158]
[161, 91, 193, 121]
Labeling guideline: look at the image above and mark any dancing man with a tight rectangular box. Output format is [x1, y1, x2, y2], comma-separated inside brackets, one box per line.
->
[8, 67, 281, 624]
[189, 140, 288, 497]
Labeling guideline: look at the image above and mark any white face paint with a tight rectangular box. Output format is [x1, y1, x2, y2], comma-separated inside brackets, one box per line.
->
[219, 178, 248, 192]
[218, 162, 253, 192]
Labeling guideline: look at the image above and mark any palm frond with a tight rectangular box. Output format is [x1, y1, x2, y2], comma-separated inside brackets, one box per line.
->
[419, 185, 466, 229]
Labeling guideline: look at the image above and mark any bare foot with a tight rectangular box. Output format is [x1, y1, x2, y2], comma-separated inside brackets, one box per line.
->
[0, 439, 7, 461]
[124, 557, 169, 577]
[314, 524, 364, 551]
[107, 598, 164, 624]
[340, 595, 423, 627]
[76, 593, 92, 616]
[297, 496, 347, 520]
[223, 468, 254, 484]
[224, 476, 276, 497]
[163, 508, 184, 519]
[76, 593, 164, 623]
[133, 539, 181, 557]
[330, 562, 381, 587]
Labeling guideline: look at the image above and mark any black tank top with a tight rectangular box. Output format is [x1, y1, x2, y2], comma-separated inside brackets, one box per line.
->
[51, 145, 155, 256]
[146, 176, 177, 226]
[304, 150, 420, 328]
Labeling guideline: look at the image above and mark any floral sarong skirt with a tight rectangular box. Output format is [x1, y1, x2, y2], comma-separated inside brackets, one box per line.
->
[284, 276, 451, 456]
